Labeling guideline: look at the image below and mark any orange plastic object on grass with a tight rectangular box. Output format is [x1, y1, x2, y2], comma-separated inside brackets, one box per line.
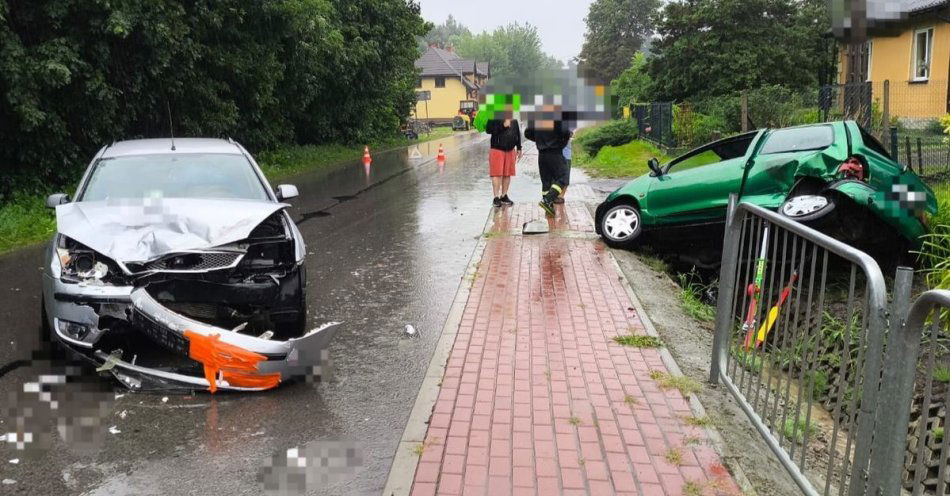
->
[184, 330, 281, 393]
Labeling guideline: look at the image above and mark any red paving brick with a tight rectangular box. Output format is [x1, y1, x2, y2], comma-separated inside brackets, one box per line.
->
[409, 203, 742, 496]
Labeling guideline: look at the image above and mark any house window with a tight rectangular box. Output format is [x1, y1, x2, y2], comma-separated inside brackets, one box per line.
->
[913, 27, 933, 81]
[434, 76, 446, 88]
[415, 77, 422, 88]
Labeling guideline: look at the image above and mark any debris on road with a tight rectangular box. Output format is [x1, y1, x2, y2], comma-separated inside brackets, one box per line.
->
[108, 426, 121, 435]
[404, 324, 417, 337]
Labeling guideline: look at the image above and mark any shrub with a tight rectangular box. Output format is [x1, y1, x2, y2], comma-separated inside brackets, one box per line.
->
[575, 120, 638, 157]
[925, 118, 945, 135]
[919, 184, 950, 289]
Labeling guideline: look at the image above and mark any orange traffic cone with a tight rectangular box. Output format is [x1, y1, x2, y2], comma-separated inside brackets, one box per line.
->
[362, 146, 372, 165]
[437, 144, 445, 163]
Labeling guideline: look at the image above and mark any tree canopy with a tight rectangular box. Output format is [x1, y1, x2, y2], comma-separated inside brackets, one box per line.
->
[610, 52, 652, 106]
[418, 14, 468, 52]
[648, 0, 829, 101]
[0, 0, 428, 199]
[578, 0, 660, 83]
[420, 19, 561, 82]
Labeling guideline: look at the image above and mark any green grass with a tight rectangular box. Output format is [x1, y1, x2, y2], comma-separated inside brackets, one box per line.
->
[638, 252, 670, 273]
[682, 481, 705, 496]
[573, 139, 670, 178]
[677, 273, 716, 322]
[781, 416, 814, 445]
[933, 365, 950, 383]
[732, 349, 764, 373]
[664, 446, 683, 466]
[0, 129, 461, 256]
[612, 334, 663, 348]
[684, 415, 714, 427]
[649, 370, 702, 396]
[918, 184, 950, 290]
[0, 194, 57, 255]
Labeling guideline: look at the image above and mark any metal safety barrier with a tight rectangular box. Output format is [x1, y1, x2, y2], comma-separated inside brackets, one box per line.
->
[710, 197, 888, 496]
[710, 196, 950, 495]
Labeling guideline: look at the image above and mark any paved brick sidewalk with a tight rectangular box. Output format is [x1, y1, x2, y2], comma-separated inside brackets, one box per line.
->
[408, 203, 741, 496]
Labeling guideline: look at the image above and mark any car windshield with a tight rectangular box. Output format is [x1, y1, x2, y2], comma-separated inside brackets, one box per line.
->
[81, 153, 269, 201]
[759, 126, 834, 154]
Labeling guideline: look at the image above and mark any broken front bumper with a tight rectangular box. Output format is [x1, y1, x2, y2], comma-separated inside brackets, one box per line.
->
[129, 288, 338, 392]
[44, 275, 337, 392]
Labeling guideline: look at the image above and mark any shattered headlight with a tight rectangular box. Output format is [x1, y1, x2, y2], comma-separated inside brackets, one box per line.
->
[55, 235, 122, 284]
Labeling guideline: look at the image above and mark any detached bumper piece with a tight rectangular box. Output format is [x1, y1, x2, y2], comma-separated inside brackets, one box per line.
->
[118, 288, 338, 393]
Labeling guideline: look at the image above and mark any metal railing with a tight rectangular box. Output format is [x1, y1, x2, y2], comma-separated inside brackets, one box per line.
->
[711, 196, 950, 495]
[877, 284, 950, 496]
[710, 197, 888, 496]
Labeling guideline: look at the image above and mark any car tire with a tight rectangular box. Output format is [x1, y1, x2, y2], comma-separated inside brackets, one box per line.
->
[779, 194, 836, 222]
[600, 203, 643, 249]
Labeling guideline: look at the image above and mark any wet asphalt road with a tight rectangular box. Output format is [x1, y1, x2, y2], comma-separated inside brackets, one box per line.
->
[0, 132, 585, 495]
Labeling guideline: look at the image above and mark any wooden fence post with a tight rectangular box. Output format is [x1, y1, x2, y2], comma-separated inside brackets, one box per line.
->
[882, 80, 890, 147]
[741, 91, 749, 132]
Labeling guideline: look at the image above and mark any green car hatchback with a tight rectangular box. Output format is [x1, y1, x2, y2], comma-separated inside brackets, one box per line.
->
[594, 121, 937, 258]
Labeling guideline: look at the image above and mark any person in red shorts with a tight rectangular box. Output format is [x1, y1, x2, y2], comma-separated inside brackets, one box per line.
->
[485, 116, 522, 207]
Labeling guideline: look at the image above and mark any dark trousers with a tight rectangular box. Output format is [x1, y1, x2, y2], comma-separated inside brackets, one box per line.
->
[539, 150, 570, 194]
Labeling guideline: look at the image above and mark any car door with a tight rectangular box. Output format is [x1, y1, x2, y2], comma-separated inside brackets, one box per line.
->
[739, 123, 841, 209]
[646, 131, 762, 225]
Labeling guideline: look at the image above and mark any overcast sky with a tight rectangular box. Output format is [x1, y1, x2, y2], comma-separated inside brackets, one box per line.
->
[416, 0, 594, 62]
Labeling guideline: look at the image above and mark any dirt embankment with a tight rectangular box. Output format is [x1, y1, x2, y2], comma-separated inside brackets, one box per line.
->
[612, 248, 802, 496]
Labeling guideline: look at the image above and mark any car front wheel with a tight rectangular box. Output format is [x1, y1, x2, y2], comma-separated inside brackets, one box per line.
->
[779, 194, 836, 222]
[600, 203, 642, 249]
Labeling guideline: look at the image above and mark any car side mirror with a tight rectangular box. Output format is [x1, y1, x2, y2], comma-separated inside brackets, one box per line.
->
[46, 193, 70, 208]
[647, 158, 663, 176]
[275, 184, 299, 201]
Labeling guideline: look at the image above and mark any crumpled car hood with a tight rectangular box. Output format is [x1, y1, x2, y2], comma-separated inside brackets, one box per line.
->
[56, 198, 288, 263]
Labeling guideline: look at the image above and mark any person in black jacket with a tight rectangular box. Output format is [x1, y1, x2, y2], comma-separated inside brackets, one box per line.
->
[524, 119, 571, 216]
[485, 117, 522, 207]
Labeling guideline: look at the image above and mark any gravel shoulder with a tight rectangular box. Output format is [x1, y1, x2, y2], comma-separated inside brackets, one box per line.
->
[610, 247, 802, 496]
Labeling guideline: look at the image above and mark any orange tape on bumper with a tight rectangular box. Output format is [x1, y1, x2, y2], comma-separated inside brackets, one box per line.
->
[184, 330, 281, 393]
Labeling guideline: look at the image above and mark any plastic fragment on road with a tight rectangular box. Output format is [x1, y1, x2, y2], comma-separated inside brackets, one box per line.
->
[405, 325, 417, 337]
[95, 350, 123, 372]
[108, 426, 120, 434]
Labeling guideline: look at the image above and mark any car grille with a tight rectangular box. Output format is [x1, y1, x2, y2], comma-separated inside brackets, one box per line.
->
[131, 307, 190, 356]
[126, 252, 242, 274]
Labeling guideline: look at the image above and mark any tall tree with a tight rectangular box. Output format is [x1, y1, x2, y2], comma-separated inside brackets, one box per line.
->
[0, 0, 428, 200]
[578, 0, 660, 83]
[610, 52, 652, 105]
[418, 14, 469, 51]
[648, 0, 829, 101]
[455, 22, 558, 82]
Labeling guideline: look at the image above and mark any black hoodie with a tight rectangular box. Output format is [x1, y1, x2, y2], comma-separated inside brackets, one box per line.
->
[486, 120, 522, 151]
[524, 123, 571, 152]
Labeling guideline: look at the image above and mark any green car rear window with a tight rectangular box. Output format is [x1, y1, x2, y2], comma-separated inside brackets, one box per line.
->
[759, 126, 834, 155]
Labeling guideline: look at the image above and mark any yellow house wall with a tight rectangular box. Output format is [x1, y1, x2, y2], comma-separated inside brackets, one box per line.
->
[414, 76, 468, 120]
[867, 22, 950, 118]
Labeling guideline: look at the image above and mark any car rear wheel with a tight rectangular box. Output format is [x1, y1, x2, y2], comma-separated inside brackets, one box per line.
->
[600, 203, 642, 249]
[779, 194, 836, 222]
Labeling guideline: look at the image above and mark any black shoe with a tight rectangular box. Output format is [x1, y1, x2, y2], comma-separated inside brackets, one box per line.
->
[538, 200, 555, 217]
[492, 197, 502, 207]
[499, 195, 514, 205]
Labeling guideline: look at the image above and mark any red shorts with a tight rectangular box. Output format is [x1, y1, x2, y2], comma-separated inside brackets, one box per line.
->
[489, 149, 517, 177]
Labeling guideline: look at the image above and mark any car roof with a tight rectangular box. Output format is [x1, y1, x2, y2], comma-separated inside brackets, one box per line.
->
[101, 138, 244, 158]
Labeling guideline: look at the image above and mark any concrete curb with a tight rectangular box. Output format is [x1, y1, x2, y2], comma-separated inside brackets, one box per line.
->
[381, 222, 491, 496]
[605, 250, 758, 496]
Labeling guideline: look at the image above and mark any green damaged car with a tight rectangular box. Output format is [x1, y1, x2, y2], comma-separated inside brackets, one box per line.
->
[594, 121, 937, 261]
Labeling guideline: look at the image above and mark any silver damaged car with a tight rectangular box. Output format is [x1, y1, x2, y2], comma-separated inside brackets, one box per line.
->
[41, 138, 338, 392]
